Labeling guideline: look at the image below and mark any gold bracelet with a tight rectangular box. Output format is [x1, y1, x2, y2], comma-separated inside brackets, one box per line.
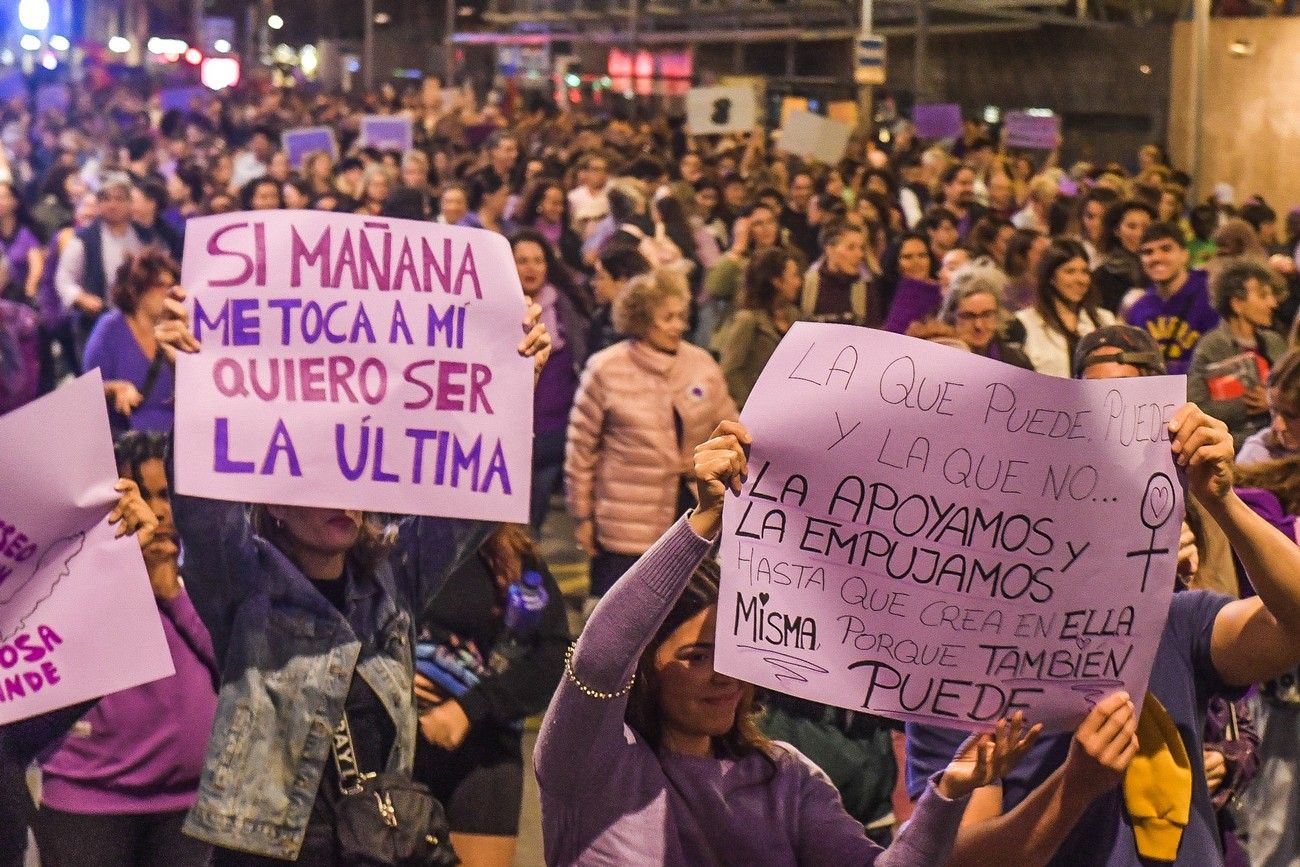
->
[563, 642, 636, 700]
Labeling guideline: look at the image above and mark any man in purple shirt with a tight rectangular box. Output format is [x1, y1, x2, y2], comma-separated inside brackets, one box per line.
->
[1124, 222, 1220, 376]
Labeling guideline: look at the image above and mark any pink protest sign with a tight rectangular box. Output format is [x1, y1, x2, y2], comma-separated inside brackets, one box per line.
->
[0, 371, 174, 724]
[717, 324, 1185, 732]
[174, 210, 533, 523]
[1004, 111, 1061, 150]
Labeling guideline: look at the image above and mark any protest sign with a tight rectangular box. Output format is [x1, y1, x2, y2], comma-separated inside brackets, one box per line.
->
[911, 103, 962, 140]
[778, 111, 853, 166]
[159, 86, 210, 113]
[1004, 111, 1061, 150]
[686, 86, 758, 135]
[0, 371, 174, 724]
[359, 115, 414, 152]
[174, 211, 534, 523]
[0, 70, 26, 103]
[282, 126, 338, 167]
[716, 324, 1185, 732]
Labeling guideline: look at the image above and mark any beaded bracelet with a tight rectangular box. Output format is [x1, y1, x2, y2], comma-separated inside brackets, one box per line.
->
[563, 642, 636, 700]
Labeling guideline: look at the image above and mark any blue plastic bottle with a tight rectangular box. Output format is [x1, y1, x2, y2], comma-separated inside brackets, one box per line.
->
[489, 570, 548, 673]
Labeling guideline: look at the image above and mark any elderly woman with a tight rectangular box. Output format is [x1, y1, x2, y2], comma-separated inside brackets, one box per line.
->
[566, 269, 738, 605]
[82, 246, 180, 433]
[938, 260, 1034, 370]
[1187, 259, 1289, 452]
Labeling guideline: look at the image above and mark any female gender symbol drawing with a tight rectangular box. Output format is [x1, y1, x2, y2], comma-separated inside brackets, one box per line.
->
[1126, 472, 1177, 592]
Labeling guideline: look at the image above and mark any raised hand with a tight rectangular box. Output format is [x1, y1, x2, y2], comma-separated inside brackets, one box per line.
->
[154, 285, 200, 364]
[1168, 403, 1234, 504]
[1062, 691, 1140, 800]
[107, 478, 158, 547]
[687, 420, 751, 539]
[518, 301, 552, 385]
[937, 713, 1041, 800]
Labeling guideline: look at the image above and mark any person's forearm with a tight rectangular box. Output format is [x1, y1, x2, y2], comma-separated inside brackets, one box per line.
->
[1206, 490, 1300, 631]
[946, 765, 1100, 867]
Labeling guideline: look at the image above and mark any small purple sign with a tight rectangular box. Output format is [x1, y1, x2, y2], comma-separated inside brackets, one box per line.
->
[0, 70, 26, 103]
[359, 115, 413, 153]
[911, 103, 962, 140]
[34, 83, 69, 115]
[282, 127, 338, 168]
[159, 86, 209, 113]
[1004, 111, 1061, 150]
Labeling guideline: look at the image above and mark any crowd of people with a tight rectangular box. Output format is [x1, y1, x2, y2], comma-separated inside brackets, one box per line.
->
[0, 68, 1299, 867]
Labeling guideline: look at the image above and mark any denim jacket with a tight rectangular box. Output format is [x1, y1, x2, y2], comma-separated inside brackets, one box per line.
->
[173, 493, 487, 860]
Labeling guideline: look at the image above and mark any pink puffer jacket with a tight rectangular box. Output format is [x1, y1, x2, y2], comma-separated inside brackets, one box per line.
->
[565, 339, 738, 555]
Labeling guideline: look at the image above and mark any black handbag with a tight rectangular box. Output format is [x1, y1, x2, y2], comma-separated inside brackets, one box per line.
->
[330, 709, 459, 867]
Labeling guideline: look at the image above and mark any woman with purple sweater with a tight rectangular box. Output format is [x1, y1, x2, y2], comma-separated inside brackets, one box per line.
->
[537, 421, 1040, 866]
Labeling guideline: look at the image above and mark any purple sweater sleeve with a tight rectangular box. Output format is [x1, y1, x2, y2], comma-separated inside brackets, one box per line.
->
[534, 515, 712, 796]
[160, 589, 218, 677]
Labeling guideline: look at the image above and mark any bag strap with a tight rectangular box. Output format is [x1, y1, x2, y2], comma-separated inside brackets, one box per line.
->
[331, 709, 377, 796]
[137, 350, 166, 404]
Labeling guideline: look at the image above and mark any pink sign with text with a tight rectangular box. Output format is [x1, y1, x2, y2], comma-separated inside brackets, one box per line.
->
[174, 211, 533, 522]
[0, 372, 174, 724]
[717, 324, 1185, 732]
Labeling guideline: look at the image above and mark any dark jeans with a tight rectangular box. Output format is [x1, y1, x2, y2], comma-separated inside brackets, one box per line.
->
[0, 751, 31, 867]
[589, 551, 641, 597]
[530, 428, 567, 533]
[33, 807, 211, 867]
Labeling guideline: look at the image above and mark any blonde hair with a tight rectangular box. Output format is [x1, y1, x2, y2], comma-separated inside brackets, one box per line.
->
[613, 268, 690, 337]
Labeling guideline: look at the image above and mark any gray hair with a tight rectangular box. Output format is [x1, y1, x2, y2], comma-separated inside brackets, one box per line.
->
[939, 258, 1008, 325]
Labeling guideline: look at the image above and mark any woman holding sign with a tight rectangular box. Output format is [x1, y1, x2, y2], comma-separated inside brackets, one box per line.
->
[154, 291, 552, 864]
[537, 420, 1041, 866]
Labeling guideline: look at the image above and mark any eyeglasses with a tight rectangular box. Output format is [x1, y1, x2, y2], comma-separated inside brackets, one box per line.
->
[956, 310, 998, 323]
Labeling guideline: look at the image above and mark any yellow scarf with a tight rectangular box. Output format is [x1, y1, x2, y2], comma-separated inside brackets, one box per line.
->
[1122, 693, 1193, 862]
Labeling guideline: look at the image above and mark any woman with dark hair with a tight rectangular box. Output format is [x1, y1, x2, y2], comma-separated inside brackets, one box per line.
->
[153, 293, 552, 864]
[1015, 237, 1116, 377]
[1092, 199, 1156, 313]
[82, 246, 180, 433]
[413, 525, 569, 867]
[588, 244, 651, 356]
[0, 179, 44, 303]
[460, 172, 512, 235]
[164, 162, 205, 233]
[538, 421, 1039, 865]
[654, 194, 699, 276]
[718, 246, 803, 407]
[30, 163, 85, 241]
[967, 216, 1015, 267]
[132, 178, 185, 260]
[515, 179, 583, 273]
[238, 177, 282, 212]
[876, 231, 934, 329]
[1002, 228, 1049, 313]
[511, 228, 592, 532]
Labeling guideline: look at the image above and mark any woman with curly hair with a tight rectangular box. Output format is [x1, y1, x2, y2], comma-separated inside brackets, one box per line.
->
[565, 269, 737, 603]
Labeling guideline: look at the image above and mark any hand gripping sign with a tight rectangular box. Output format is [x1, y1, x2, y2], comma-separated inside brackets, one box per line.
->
[716, 324, 1185, 732]
[174, 211, 534, 523]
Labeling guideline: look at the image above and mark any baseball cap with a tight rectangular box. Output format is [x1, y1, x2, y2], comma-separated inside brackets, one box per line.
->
[1072, 325, 1167, 378]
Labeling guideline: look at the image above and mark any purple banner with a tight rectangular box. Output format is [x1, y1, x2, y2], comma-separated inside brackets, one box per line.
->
[282, 127, 337, 168]
[911, 103, 962, 140]
[160, 86, 210, 113]
[359, 115, 414, 153]
[1004, 112, 1061, 150]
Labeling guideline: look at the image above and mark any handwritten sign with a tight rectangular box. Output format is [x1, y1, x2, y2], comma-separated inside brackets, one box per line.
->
[282, 126, 338, 168]
[716, 324, 1184, 732]
[1003, 111, 1061, 150]
[0, 371, 174, 724]
[686, 86, 758, 135]
[911, 103, 962, 140]
[174, 210, 534, 523]
[778, 111, 853, 166]
[359, 115, 414, 152]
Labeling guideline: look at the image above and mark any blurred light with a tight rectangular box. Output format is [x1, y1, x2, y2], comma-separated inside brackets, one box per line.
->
[345, 57, 360, 73]
[267, 14, 284, 30]
[48, 35, 69, 51]
[184, 47, 203, 65]
[107, 36, 130, 54]
[374, 12, 391, 24]
[19, 35, 41, 51]
[564, 73, 580, 87]
[214, 38, 231, 53]
[982, 105, 1001, 124]
[40, 51, 56, 69]
[1024, 107, 1054, 117]
[457, 6, 474, 14]
[1139, 64, 1152, 74]
[1228, 38, 1254, 57]
[300, 44, 318, 75]
[201, 56, 240, 90]
[148, 37, 188, 54]
[273, 43, 294, 64]
[878, 129, 892, 144]
[17, 0, 50, 32]
[0, 50, 14, 64]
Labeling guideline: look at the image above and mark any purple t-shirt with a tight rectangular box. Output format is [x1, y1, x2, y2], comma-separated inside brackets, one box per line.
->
[0, 224, 40, 294]
[82, 309, 176, 433]
[907, 590, 1239, 867]
[1124, 270, 1219, 376]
